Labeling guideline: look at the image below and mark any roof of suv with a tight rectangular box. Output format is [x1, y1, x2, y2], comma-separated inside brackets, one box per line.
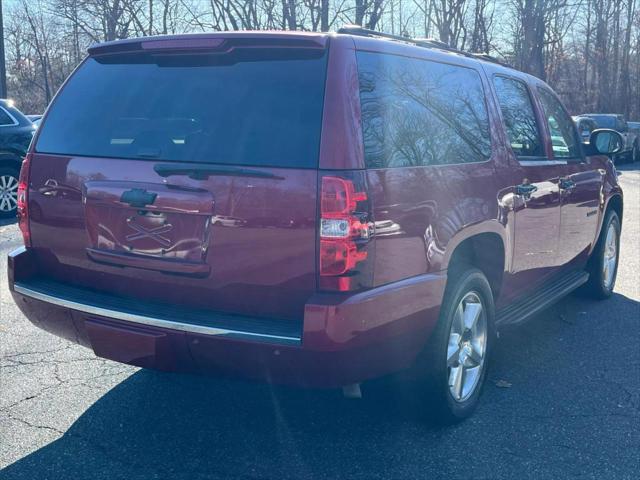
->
[342, 31, 539, 86]
[86, 30, 536, 87]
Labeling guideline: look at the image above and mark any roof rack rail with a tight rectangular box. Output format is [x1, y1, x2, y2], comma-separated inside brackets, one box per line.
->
[411, 37, 454, 50]
[337, 24, 509, 67]
[337, 25, 459, 52]
[468, 52, 510, 67]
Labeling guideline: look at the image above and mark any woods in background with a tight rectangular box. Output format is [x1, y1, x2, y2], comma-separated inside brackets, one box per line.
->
[4, 0, 639, 119]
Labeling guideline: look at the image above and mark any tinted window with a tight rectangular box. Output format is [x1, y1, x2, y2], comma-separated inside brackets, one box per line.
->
[538, 88, 581, 159]
[589, 115, 616, 129]
[578, 119, 596, 133]
[357, 52, 491, 168]
[493, 76, 544, 158]
[0, 107, 16, 126]
[36, 50, 327, 168]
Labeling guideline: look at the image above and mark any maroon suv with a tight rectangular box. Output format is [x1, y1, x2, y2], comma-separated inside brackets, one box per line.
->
[7, 28, 624, 422]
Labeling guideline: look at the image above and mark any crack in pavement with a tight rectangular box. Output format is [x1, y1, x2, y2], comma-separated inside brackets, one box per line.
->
[5, 412, 65, 436]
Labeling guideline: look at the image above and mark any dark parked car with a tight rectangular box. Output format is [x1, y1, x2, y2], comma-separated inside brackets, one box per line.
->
[8, 28, 624, 423]
[26, 115, 43, 128]
[628, 121, 640, 160]
[576, 113, 638, 162]
[0, 99, 35, 218]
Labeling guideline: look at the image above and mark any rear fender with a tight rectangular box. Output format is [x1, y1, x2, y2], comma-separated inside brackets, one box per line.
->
[441, 220, 511, 273]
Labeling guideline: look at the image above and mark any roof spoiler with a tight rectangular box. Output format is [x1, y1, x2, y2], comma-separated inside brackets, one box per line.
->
[88, 33, 327, 57]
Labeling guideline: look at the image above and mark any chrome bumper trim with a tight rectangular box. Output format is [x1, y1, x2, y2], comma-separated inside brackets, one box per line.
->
[9, 246, 27, 257]
[13, 283, 302, 346]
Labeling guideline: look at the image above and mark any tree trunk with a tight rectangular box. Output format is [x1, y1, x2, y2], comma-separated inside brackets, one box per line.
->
[520, 0, 546, 79]
[320, 0, 329, 31]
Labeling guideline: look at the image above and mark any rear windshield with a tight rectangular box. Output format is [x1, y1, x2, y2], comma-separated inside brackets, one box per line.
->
[36, 49, 328, 168]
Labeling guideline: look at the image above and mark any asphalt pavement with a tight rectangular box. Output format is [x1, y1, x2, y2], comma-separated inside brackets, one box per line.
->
[0, 165, 638, 479]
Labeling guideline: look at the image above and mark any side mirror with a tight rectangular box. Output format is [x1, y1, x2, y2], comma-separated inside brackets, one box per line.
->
[585, 129, 624, 156]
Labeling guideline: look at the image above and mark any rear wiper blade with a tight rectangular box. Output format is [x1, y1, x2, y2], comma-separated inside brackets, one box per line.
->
[153, 163, 284, 180]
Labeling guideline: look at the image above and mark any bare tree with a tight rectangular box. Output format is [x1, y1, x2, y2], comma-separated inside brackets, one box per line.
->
[432, 0, 467, 47]
[1, 0, 638, 120]
[469, 0, 493, 52]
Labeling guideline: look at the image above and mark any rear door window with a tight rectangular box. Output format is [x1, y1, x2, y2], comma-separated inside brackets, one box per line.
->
[357, 52, 491, 168]
[36, 49, 328, 168]
[493, 76, 545, 159]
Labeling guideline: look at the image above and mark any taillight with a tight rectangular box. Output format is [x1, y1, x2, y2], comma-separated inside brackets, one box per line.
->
[319, 175, 372, 291]
[17, 154, 31, 247]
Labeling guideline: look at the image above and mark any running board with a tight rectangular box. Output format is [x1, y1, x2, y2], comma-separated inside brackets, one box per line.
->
[496, 270, 589, 326]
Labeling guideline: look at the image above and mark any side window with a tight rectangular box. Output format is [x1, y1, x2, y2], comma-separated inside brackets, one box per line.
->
[357, 52, 491, 168]
[537, 88, 581, 159]
[0, 107, 16, 126]
[586, 120, 596, 134]
[493, 76, 544, 158]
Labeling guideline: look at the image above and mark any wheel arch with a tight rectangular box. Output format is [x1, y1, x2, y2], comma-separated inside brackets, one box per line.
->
[605, 194, 623, 226]
[444, 228, 506, 302]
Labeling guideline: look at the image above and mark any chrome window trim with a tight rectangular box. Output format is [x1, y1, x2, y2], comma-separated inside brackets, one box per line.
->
[13, 283, 302, 346]
[519, 160, 568, 166]
[0, 106, 20, 127]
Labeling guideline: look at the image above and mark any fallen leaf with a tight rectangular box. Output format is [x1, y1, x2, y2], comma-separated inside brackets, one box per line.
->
[494, 379, 512, 388]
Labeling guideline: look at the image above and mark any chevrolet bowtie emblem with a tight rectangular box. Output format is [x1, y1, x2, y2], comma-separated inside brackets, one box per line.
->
[126, 218, 173, 247]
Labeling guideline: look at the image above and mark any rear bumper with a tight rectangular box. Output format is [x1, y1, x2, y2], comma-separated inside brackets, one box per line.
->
[8, 247, 445, 387]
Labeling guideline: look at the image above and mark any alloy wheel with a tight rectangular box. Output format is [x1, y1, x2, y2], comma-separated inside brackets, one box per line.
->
[0, 174, 19, 213]
[602, 222, 618, 291]
[447, 291, 487, 402]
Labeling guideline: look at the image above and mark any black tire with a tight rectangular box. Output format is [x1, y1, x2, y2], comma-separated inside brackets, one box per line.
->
[581, 210, 621, 299]
[0, 165, 20, 219]
[420, 267, 495, 424]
